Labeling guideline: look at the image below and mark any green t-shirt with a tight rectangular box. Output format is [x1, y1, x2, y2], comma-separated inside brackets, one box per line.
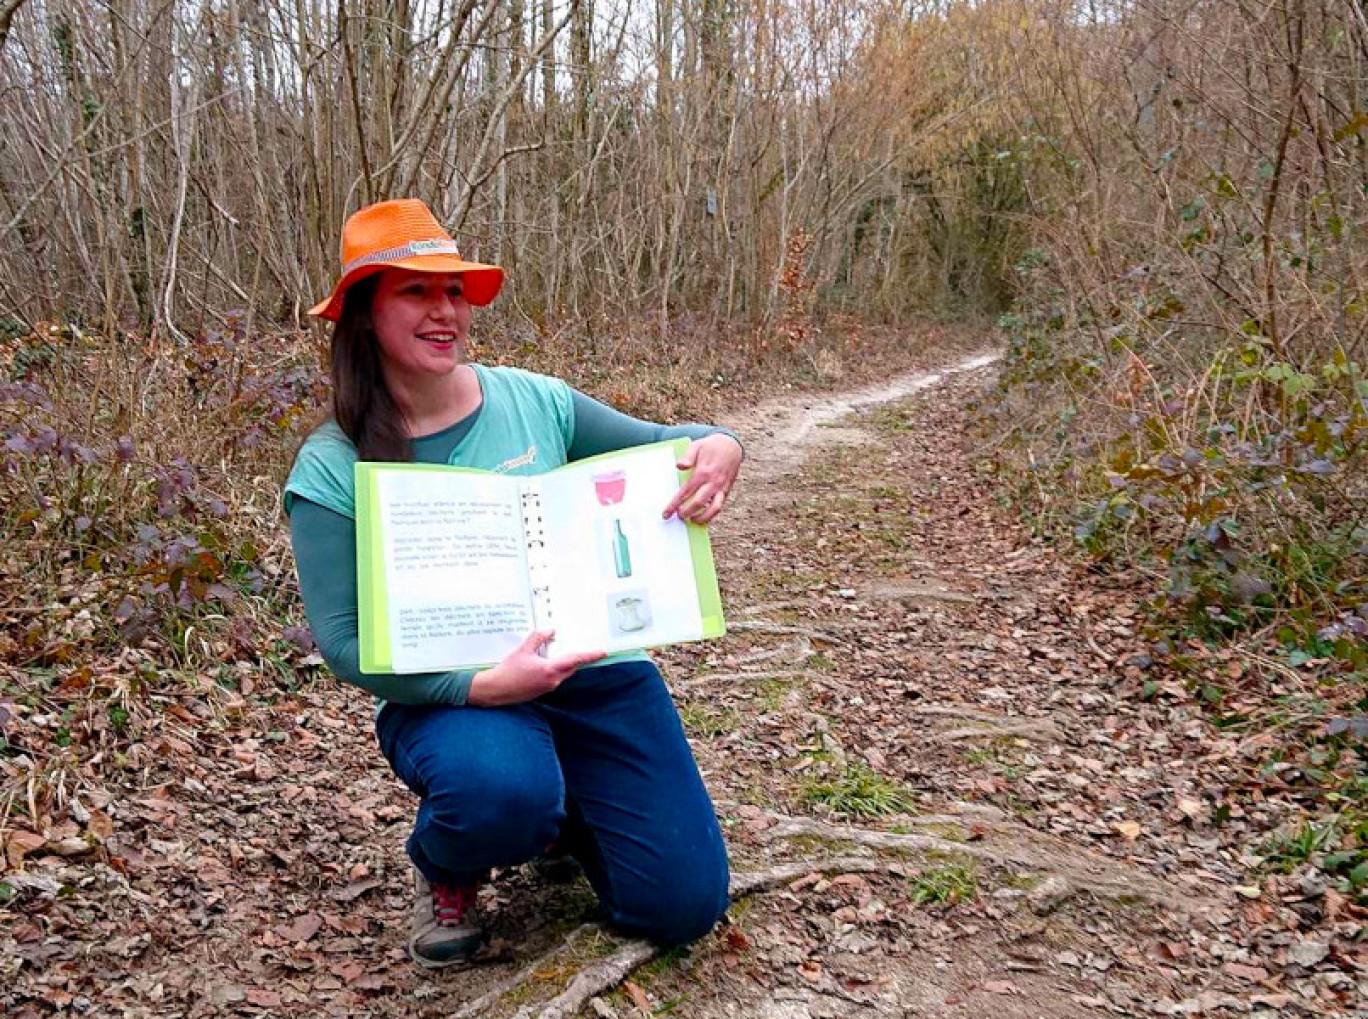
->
[286, 364, 579, 516]
[286, 364, 739, 707]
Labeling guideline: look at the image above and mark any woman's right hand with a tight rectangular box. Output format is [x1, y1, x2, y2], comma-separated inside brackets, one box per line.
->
[466, 630, 606, 707]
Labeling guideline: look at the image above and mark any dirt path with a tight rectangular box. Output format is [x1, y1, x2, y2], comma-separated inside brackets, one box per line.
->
[6, 349, 1353, 1018]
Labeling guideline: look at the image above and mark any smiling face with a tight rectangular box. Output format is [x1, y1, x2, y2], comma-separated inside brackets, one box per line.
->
[369, 269, 472, 381]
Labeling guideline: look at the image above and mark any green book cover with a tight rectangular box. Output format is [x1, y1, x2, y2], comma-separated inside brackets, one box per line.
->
[356, 439, 725, 673]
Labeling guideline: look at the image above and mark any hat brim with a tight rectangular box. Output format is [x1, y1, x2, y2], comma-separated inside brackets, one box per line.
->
[308, 256, 505, 322]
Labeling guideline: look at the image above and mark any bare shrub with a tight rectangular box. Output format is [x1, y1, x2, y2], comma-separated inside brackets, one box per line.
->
[979, 0, 1366, 648]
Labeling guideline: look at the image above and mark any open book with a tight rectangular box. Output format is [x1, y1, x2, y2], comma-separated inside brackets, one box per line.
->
[355, 439, 725, 674]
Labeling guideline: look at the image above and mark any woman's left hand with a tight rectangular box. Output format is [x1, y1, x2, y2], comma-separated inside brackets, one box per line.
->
[662, 434, 743, 524]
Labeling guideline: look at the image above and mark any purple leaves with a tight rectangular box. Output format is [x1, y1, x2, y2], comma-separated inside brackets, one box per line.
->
[154, 459, 197, 518]
[0, 380, 52, 409]
[282, 626, 316, 652]
[1324, 717, 1368, 739]
[3, 426, 118, 465]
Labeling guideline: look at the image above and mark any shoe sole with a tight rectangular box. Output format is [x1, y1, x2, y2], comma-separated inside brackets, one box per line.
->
[530, 856, 584, 884]
[408, 934, 483, 971]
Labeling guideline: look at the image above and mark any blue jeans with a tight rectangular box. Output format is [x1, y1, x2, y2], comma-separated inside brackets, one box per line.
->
[375, 660, 730, 945]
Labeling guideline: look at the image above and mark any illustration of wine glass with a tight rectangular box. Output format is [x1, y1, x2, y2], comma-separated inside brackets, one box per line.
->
[593, 470, 626, 506]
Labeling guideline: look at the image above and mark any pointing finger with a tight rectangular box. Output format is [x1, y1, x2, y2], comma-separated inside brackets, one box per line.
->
[663, 477, 703, 519]
[519, 629, 553, 653]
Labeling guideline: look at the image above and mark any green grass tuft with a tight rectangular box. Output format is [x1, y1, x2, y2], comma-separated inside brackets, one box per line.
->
[908, 863, 977, 905]
[802, 762, 915, 818]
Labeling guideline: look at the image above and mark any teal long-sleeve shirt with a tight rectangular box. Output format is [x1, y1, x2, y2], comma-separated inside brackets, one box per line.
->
[288, 389, 740, 707]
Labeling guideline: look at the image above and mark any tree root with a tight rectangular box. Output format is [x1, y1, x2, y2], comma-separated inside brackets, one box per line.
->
[453, 926, 596, 1019]
[728, 854, 892, 898]
[452, 814, 1195, 1016]
[721, 635, 813, 667]
[509, 939, 658, 1019]
[756, 811, 1197, 911]
[931, 720, 1059, 742]
[910, 705, 1030, 722]
[907, 705, 1063, 741]
[678, 668, 811, 691]
[715, 799, 1016, 837]
[727, 620, 850, 644]
[734, 600, 806, 617]
[761, 812, 1028, 865]
[453, 801, 1198, 1018]
[479, 857, 886, 1019]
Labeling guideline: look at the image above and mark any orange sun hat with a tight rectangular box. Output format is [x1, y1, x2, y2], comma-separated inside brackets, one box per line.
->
[308, 199, 505, 321]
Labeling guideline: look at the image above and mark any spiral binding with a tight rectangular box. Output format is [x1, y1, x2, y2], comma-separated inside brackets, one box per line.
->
[520, 486, 554, 630]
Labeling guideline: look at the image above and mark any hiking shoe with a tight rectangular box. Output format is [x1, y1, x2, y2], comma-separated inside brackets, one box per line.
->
[528, 837, 584, 884]
[408, 869, 482, 969]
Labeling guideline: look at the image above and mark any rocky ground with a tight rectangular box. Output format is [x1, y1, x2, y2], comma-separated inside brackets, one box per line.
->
[5, 348, 1364, 1018]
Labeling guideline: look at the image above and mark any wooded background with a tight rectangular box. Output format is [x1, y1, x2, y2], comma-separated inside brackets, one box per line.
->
[1, 0, 1364, 635]
[0, 0, 1042, 339]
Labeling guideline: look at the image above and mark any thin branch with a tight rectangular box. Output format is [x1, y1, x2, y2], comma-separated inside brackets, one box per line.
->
[450, 0, 579, 231]
[0, 0, 31, 53]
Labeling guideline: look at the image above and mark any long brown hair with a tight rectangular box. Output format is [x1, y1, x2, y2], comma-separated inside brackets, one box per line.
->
[329, 275, 412, 462]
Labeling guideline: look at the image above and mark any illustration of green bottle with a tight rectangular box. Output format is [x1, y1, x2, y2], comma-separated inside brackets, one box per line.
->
[612, 519, 632, 578]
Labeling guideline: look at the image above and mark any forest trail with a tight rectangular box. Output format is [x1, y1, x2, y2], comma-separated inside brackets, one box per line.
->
[8, 348, 1344, 1018]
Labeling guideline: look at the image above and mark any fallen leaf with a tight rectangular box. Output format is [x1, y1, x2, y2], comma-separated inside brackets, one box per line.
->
[830, 873, 869, 887]
[49, 835, 92, 857]
[273, 912, 323, 943]
[624, 980, 652, 1014]
[1114, 820, 1141, 841]
[1324, 887, 1348, 922]
[333, 877, 382, 902]
[246, 989, 282, 1008]
[1223, 961, 1268, 982]
[5, 829, 46, 867]
[209, 985, 247, 1005]
[1285, 941, 1329, 968]
[478, 937, 516, 962]
[331, 960, 364, 984]
[86, 811, 114, 841]
[722, 926, 751, 952]
[982, 980, 1018, 994]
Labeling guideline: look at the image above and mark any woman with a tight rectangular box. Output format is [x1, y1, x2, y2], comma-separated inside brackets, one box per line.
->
[284, 199, 742, 969]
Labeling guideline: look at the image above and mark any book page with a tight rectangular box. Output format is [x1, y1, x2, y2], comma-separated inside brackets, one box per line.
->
[537, 444, 704, 656]
[375, 470, 533, 672]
